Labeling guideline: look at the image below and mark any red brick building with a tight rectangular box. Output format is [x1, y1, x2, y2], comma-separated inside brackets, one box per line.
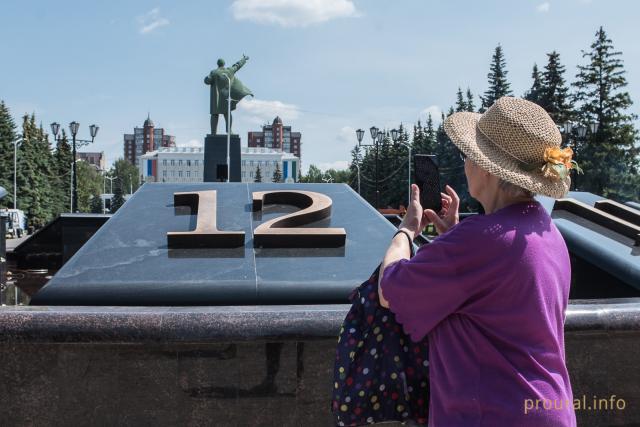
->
[124, 115, 176, 166]
[247, 116, 301, 160]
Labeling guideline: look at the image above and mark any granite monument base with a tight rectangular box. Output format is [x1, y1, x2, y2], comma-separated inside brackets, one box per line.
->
[204, 134, 241, 182]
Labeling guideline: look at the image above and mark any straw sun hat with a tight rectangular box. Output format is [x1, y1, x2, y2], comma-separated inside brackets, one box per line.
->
[444, 96, 574, 199]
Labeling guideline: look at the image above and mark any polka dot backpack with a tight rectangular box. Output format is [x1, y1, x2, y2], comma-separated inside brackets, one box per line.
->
[332, 263, 430, 426]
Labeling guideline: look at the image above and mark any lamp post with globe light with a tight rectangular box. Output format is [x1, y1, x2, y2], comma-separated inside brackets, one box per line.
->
[355, 127, 382, 209]
[50, 122, 99, 213]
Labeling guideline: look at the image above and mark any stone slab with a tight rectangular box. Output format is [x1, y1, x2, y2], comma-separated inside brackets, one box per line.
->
[30, 183, 396, 305]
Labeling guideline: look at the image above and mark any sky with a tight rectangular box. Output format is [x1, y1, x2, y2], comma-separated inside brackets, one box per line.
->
[1, 0, 639, 174]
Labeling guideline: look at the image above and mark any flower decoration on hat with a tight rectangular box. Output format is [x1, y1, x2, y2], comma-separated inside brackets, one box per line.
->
[540, 146, 583, 180]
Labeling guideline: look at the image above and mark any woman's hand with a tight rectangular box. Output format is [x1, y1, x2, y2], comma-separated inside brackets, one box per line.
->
[424, 185, 460, 235]
[398, 184, 430, 239]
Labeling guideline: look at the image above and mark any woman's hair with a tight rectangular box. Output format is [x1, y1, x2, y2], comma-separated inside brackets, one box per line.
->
[498, 178, 535, 199]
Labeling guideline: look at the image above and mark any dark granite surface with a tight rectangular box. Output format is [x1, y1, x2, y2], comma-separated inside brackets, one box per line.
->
[0, 303, 638, 427]
[2, 299, 639, 343]
[204, 134, 241, 182]
[31, 183, 396, 306]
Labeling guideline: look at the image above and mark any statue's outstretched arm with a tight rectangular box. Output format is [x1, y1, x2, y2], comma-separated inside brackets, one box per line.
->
[231, 55, 249, 73]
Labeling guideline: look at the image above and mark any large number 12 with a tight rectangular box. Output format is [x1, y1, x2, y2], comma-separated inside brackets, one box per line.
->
[167, 190, 346, 248]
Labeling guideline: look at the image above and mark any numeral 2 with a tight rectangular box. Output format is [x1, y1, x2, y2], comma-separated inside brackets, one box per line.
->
[252, 190, 346, 248]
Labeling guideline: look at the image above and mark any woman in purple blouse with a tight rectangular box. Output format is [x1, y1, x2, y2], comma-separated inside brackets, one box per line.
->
[378, 97, 577, 426]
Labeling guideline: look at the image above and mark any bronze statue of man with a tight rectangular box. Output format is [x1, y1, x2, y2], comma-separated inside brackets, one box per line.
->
[204, 55, 253, 135]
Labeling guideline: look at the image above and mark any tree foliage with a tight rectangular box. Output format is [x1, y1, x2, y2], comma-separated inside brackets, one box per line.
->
[254, 165, 262, 182]
[272, 163, 282, 183]
[480, 45, 513, 111]
[572, 27, 639, 199]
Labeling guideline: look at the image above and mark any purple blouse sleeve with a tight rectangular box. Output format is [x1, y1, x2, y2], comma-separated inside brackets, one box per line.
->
[380, 222, 482, 342]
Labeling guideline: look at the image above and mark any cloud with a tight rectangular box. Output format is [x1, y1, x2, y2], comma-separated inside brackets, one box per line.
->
[536, 2, 550, 12]
[337, 126, 357, 145]
[178, 139, 203, 148]
[138, 8, 169, 34]
[237, 98, 300, 125]
[230, 0, 359, 28]
[317, 160, 350, 172]
[419, 105, 443, 124]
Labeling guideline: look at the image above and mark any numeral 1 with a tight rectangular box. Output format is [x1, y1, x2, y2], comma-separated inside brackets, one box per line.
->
[167, 190, 245, 248]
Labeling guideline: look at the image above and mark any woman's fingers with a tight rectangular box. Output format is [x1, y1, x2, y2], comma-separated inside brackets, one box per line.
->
[425, 209, 447, 233]
[445, 185, 460, 215]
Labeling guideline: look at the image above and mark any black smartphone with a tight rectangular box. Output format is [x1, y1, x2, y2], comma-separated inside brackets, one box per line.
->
[414, 154, 442, 212]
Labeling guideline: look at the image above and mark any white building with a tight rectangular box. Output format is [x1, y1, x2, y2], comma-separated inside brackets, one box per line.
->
[140, 146, 300, 184]
[241, 147, 300, 183]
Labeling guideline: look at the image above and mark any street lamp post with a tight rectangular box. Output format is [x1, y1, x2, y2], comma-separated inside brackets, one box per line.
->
[355, 127, 383, 209]
[69, 159, 81, 213]
[224, 74, 232, 182]
[354, 129, 364, 195]
[391, 129, 412, 208]
[561, 120, 598, 191]
[12, 136, 22, 210]
[104, 175, 116, 214]
[51, 121, 99, 213]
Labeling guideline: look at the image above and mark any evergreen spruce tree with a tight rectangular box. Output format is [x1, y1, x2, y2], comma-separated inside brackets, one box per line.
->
[539, 51, 573, 125]
[16, 114, 53, 228]
[465, 88, 476, 112]
[53, 129, 73, 214]
[412, 114, 437, 155]
[572, 26, 639, 198]
[110, 181, 126, 213]
[35, 123, 57, 221]
[348, 145, 363, 193]
[480, 45, 513, 111]
[0, 101, 17, 209]
[90, 194, 103, 213]
[272, 163, 282, 183]
[455, 87, 466, 112]
[435, 110, 472, 212]
[524, 64, 544, 105]
[254, 165, 262, 182]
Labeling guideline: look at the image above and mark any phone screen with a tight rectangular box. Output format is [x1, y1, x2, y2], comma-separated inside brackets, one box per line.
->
[414, 154, 442, 212]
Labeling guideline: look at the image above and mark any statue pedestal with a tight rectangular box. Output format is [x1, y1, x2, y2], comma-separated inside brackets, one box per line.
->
[204, 134, 241, 182]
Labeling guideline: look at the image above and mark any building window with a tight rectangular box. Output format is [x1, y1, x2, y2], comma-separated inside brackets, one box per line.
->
[242, 160, 246, 166]
[194, 160, 199, 166]
[178, 160, 183, 166]
[171, 159, 175, 166]
[162, 159, 167, 166]
[171, 170, 175, 177]
[163, 170, 167, 177]
[250, 160, 254, 166]
[186, 160, 191, 166]
[178, 171, 182, 177]
[250, 171, 253, 178]
[186, 171, 190, 178]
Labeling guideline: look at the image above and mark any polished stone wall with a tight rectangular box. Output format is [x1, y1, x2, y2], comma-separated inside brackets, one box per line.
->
[0, 302, 638, 426]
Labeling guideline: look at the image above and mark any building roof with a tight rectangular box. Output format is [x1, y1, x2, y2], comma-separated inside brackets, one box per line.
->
[273, 116, 283, 125]
[143, 114, 154, 128]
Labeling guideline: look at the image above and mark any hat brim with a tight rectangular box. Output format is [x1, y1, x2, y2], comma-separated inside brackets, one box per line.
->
[444, 112, 570, 199]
